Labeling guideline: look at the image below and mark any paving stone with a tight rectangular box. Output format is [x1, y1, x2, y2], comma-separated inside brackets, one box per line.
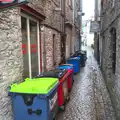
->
[57, 47, 116, 120]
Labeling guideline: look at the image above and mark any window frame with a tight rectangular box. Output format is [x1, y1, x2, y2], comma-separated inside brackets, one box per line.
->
[21, 13, 41, 78]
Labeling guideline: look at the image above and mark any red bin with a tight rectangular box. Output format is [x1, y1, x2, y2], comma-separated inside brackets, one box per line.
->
[56, 64, 74, 92]
[36, 69, 70, 110]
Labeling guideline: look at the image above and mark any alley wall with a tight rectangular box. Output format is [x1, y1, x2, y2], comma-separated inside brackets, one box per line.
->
[100, 0, 120, 119]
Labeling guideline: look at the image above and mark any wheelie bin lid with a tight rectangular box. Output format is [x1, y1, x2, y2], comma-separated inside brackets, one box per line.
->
[9, 78, 59, 94]
[56, 65, 73, 70]
[75, 51, 85, 55]
[36, 69, 67, 79]
[69, 57, 80, 60]
[60, 64, 73, 66]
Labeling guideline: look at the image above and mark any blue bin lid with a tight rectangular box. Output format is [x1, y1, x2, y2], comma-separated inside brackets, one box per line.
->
[69, 57, 80, 60]
[71, 56, 81, 59]
[56, 65, 73, 70]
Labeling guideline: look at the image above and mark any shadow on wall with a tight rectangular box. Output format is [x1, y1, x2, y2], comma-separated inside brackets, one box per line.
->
[75, 39, 79, 51]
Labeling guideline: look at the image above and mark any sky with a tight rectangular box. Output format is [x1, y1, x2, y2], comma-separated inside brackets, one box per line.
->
[82, 0, 95, 46]
[82, 0, 95, 20]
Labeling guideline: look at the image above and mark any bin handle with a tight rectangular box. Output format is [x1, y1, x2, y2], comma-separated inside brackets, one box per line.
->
[28, 108, 42, 115]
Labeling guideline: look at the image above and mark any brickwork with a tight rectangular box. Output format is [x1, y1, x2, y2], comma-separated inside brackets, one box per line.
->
[0, 1, 62, 119]
[65, 0, 73, 24]
[65, 0, 73, 59]
[0, 0, 76, 119]
[42, 27, 61, 71]
[65, 26, 72, 59]
[0, 8, 23, 120]
[43, 0, 61, 31]
[100, 0, 120, 119]
[71, 26, 77, 53]
[73, 0, 81, 51]
[40, 0, 61, 71]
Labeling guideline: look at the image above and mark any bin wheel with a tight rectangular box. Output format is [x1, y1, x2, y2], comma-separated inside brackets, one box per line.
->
[72, 79, 74, 85]
[53, 117, 57, 120]
[66, 96, 70, 101]
[53, 113, 57, 120]
[59, 105, 65, 111]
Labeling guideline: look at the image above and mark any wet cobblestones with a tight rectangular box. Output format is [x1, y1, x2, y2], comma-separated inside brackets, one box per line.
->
[57, 49, 116, 120]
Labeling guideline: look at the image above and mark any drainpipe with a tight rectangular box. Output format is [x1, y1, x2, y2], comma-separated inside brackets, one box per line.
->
[72, 0, 75, 24]
[43, 29, 46, 71]
[64, 0, 66, 63]
[79, 0, 83, 50]
[40, 25, 46, 72]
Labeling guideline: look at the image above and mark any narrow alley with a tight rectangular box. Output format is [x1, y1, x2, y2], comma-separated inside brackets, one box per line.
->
[1, 0, 120, 120]
[57, 47, 116, 120]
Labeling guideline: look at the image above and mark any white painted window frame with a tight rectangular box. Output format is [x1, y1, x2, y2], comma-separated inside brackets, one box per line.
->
[21, 13, 41, 78]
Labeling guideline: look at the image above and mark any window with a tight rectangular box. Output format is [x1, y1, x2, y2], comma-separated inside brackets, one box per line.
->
[110, 28, 116, 74]
[21, 14, 41, 78]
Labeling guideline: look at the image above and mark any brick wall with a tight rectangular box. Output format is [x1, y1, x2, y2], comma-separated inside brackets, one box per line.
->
[40, 0, 61, 71]
[0, 0, 75, 119]
[0, 8, 23, 120]
[72, 26, 76, 53]
[65, 0, 73, 59]
[65, 0, 73, 24]
[0, 0, 61, 119]
[41, 27, 61, 71]
[65, 26, 72, 59]
[43, 0, 61, 31]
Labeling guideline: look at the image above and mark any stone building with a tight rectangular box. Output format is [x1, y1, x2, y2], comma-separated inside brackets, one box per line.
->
[73, 0, 83, 52]
[40, 0, 62, 71]
[65, 0, 73, 59]
[100, 0, 120, 119]
[0, 0, 75, 119]
[64, 0, 84, 60]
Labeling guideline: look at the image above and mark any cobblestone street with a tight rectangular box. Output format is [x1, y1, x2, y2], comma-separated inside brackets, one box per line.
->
[57, 47, 116, 120]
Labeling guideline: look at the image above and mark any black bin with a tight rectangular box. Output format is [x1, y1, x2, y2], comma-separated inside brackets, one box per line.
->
[72, 50, 87, 67]
[36, 69, 67, 79]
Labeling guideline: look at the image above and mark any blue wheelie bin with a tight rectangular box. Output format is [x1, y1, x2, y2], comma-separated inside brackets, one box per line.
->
[74, 50, 87, 67]
[71, 55, 81, 65]
[67, 57, 81, 74]
[9, 78, 59, 120]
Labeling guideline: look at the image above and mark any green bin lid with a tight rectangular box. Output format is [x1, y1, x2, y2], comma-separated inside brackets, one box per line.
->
[10, 78, 59, 94]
